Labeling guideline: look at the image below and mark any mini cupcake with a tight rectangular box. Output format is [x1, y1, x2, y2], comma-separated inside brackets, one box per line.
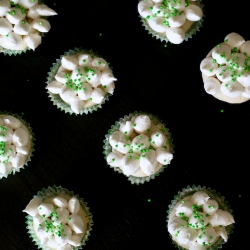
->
[46, 47, 117, 115]
[103, 111, 174, 185]
[0, 112, 35, 179]
[167, 185, 235, 250]
[23, 185, 94, 250]
[200, 32, 250, 104]
[137, 0, 204, 45]
[0, 0, 57, 56]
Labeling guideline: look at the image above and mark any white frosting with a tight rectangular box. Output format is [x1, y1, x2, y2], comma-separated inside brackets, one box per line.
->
[121, 152, 140, 176]
[201, 32, 250, 102]
[47, 52, 117, 114]
[23, 194, 89, 249]
[168, 190, 235, 249]
[23, 30, 41, 50]
[200, 57, 218, 77]
[133, 114, 151, 133]
[0, 0, 57, 51]
[106, 150, 124, 167]
[156, 147, 173, 165]
[131, 134, 150, 154]
[119, 120, 134, 137]
[138, 0, 203, 44]
[140, 149, 158, 175]
[106, 114, 173, 177]
[203, 77, 221, 95]
[166, 27, 185, 44]
[184, 5, 203, 21]
[0, 114, 32, 178]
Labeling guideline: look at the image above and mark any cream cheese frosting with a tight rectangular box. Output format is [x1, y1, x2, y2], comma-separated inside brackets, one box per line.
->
[0, 0, 57, 51]
[47, 51, 117, 114]
[23, 193, 90, 249]
[0, 114, 33, 178]
[200, 32, 250, 103]
[168, 190, 235, 249]
[138, 0, 203, 44]
[106, 114, 173, 177]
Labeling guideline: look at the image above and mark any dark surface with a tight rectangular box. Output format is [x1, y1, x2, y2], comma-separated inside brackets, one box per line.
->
[0, 0, 249, 249]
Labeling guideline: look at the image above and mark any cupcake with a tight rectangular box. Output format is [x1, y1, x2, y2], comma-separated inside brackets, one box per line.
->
[0, 112, 35, 179]
[200, 32, 250, 104]
[137, 0, 204, 44]
[23, 185, 94, 250]
[46, 47, 117, 115]
[0, 0, 57, 56]
[167, 185, 235, 250]
[103, 111, 174, 184]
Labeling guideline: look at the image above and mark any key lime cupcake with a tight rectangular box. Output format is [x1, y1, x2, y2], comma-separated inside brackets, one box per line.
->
[103, 111, 174, 185]
[0, 112, 35, 179]
[46, 47, 117, 115]
[167, 185, 235, 250]
[200, 32, 250, 103]
[0, 0, 57, 55]
[23, 185, 94, 250]
[137, 0, 204, 45]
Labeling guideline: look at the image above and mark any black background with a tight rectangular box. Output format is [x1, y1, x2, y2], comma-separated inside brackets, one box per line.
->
[0, 0, 249, 249]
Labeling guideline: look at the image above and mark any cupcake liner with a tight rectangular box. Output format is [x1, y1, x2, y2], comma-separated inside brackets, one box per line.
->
[103, 111, 174, 185]
[46, 47, 113, 115]
[0, 111, 35, 180]
[166, 185, 234, 250]
[0, 46, 30, 56]
[25, 185, 94, 250]
[139, 0, 204, 44]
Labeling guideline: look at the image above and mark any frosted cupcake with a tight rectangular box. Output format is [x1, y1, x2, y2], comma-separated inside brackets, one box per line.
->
[0, 112, 35, 179]
[137, 0, 204, 44]
[46, 47, 117, 115]
[200, 32, 250, 104]
[0, 0, 57, 56]
[167, 185, 235, 250]
[23, 185, 94, 250]
[103, 111, 174, 184]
